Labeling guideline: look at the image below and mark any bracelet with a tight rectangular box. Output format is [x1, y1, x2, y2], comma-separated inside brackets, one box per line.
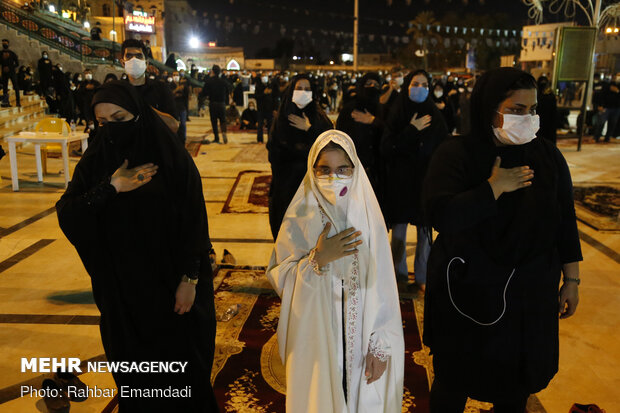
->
[564, 277, 580, 285]
[308, 248, 326, 276]
[181, 275, 198, 285]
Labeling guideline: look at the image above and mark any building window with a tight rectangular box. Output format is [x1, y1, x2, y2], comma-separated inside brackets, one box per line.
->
[102, 4, 110, 16]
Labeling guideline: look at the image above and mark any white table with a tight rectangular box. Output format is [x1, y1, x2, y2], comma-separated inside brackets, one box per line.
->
[6, 131, 89, 191]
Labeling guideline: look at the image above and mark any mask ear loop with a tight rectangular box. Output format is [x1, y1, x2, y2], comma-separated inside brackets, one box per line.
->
[446, 257, 516, 326]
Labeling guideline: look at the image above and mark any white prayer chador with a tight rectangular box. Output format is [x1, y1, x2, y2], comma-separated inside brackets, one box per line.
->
[267, 130, 404, 413]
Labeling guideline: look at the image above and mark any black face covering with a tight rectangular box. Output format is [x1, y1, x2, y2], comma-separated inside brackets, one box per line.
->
[100, 116, 139, 163]
[2, 44, 8, 49]
[363, 86, 381, 101]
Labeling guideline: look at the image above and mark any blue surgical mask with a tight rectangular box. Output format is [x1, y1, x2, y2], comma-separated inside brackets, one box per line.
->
[409, 86, 429, 103]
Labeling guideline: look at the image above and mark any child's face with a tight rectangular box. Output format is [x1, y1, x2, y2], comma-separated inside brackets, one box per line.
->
[314, 148, 353, 177]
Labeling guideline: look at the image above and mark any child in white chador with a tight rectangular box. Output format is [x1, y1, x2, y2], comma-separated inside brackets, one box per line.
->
[267, 130, 404, 413]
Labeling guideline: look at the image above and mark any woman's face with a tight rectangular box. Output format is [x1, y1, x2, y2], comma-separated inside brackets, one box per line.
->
[314, 147, 354, 177]
[94, 102, 135, 125]
[294, 78, 311, 91]
[409, 74, 429, 93]
[493, 88, 537, 128]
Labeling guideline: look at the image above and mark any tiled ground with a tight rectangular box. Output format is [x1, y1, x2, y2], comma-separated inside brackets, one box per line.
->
[0, 126, 618, 412]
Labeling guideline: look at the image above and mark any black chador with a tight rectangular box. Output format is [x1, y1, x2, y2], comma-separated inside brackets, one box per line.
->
[56, 81, 219, 412]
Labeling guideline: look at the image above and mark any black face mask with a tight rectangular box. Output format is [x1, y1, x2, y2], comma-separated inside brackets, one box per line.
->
[101, 116, 140, 161]
[2, 44, 8, 49]
[363, 86, 381, 101]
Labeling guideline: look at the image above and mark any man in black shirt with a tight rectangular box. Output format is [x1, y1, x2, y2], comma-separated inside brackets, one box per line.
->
[1, 39, 20, 107]
[198, 65, 231, 144]
[90, 22, 102, 41]
[120, 39, 178, 133]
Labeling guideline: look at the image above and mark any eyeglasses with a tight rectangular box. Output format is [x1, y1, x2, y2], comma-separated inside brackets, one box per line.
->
[313, 166, 354, 178]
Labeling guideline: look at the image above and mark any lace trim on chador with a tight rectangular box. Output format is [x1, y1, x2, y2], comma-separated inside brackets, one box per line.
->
[346, 253, 361, 396]
[368, 333, 390, 362]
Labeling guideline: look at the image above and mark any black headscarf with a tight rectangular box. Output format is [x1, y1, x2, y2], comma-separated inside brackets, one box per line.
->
[395, 70, 436, 121]
[73, 80, 212, 274]
[355, 72, 382, 114]
[273, 74, 322, 128]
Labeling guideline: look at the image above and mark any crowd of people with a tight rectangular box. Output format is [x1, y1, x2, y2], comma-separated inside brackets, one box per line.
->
[1, 36, 607, 412]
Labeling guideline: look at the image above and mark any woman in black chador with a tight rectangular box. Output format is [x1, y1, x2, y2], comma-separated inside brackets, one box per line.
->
[422, 68, 582, 412]
[381, 70, 449, 286]
[56, 81, 219, 412]
[336, 72, 385, 194]
[267, 73, 333, 239]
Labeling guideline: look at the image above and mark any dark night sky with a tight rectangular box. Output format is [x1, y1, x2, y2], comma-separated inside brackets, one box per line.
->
[187, 0, 533, 25]
[183, 0, 600, 58]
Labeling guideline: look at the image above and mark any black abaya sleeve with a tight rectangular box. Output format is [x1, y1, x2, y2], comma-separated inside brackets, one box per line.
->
[423, 139, 498, 233]
[56, 160, 116, 247]
[554, 148, 583, 263]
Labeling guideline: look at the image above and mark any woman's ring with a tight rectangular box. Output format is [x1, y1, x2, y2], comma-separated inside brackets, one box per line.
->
[137, 174, 145, 181]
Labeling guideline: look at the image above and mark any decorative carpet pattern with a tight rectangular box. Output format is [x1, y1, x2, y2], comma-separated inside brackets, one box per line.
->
[221, 171, 271, 214]
[573, 185, 620, 231]
[211, 267, 432, 412]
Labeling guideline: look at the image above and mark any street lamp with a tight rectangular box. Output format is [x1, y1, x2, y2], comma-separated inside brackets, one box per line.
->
[189, 36, 200, 48]
[83, 21, 90, 29]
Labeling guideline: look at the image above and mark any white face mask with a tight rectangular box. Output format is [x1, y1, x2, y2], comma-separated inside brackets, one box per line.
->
[173, 76, 180, 82]
[85, 74, 92, 80]
[261, 76, 269, 83]
[493, 113, 540, 145]
[292, 90, 313, 109]
[434, 90, 443, 98]
[167, 77, 173, 82]
[395, 76, 404, 87]
[124, 57, 146, 78]
[316, 176, 353, 205]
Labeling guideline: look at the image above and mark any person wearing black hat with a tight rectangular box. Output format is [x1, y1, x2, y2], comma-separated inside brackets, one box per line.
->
[381, 69, 449, 288]
[422, 67, 582, 412]
[56, 81, 219, 412]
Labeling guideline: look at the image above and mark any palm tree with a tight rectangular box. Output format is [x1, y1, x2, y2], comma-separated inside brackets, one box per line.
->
[407, 11, 440, 71]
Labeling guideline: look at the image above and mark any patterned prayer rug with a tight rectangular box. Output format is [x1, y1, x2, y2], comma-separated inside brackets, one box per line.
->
[221, 171, 271, 214]
[211, 267, 431, 412]
[573, 185, 620, 231]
